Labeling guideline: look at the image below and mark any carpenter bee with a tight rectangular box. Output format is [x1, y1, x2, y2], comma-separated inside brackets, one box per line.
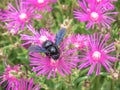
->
[28, 28, 66, 60]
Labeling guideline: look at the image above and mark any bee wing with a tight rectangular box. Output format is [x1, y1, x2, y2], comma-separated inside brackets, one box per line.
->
[28, 45, 47, 53]
[55, 28, 66, 46]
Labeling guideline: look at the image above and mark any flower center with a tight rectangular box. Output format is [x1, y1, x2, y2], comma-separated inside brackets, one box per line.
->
[8, 70, 17, 78]
[96, 0, 102, 3]
[39, 35, 48, 43]
[37, 0, 44, 3]
[50, 59, 58, 66]
[19, 13, 27, 20]
[74, 43, 80, 48]
[92, 51, 101, 61]
[90, 12, 99, 21]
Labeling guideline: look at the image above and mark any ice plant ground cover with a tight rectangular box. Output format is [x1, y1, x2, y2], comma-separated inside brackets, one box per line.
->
[0, 0, 120, 90]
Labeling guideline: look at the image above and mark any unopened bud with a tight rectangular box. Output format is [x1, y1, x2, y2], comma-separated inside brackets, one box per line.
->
[83, 80, 90, 88]
[62, 5, 68, 11]
[0, 49, 3, 56]
[60, 19, 72, 29]
[110, 69, 119, 80]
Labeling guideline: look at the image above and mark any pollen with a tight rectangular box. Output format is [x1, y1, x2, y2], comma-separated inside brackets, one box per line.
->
[19, 13, 27, 20]
[92, 51, 101, 61]
[90, 12, 99, 21]
[38, 0, 44, 3]
[39, 35, 48, 43]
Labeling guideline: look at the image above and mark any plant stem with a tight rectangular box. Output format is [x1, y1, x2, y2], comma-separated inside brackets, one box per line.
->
[71, 0, 76, 17]
[114, 51, 119, 69]
[57, 0, 63, 14]
[68, 74, 72, 90]
[96, 76, 100, 90]
[111, 79, 114, 90]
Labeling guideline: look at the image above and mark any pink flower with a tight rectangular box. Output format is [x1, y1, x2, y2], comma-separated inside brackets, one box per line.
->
[73, 0, 118, 30]
[17, 78, 40, 90]
[20, 25, 54, 48]
[1, 0, 42, 34]
[78, 33, 116, 75]
[29, 34, 78, 79]
[66, 34, 89, 50]
[24, 0, 57, 11]
[0, 65, 21, 90]
[30, 51, 78, 79]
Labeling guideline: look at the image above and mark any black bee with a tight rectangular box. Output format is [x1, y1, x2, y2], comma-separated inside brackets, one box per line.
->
[28, 28, 66, 60]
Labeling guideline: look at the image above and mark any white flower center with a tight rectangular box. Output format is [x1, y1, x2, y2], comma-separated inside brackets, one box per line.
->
[9, 70, 17, 78]
[39, 35, 48, 43]
[96, 0, 102, 3]
[74, 43, 79, 48]
[92, 51, 101, 60]
[19, 13, 27, 20]
[38, 0, 44, 3]
[90, 12, 99, 21]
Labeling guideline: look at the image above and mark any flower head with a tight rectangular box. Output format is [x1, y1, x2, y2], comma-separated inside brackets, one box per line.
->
[20, 25, 54, 48]
[1, 0, 42, 34]
[66, 34, 89, 50]
[30, 50, 78, 79]
[18, 78, 40, 90]
[73, 0, 118, 29]
[24, 0, 57, 11]
[0, 65, 22, 90]
[78, 33, 116, 75]
[29, 32, 78, 79]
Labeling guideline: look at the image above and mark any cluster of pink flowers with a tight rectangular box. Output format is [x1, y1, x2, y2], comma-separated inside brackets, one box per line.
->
[21, 26, 79, 79]
[0, 0, 118, 90]
[0, 65, 40, 90]
[20, 25, 116, 78]
[0, 65, 20, 90]
[0, 0, 56, 34]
